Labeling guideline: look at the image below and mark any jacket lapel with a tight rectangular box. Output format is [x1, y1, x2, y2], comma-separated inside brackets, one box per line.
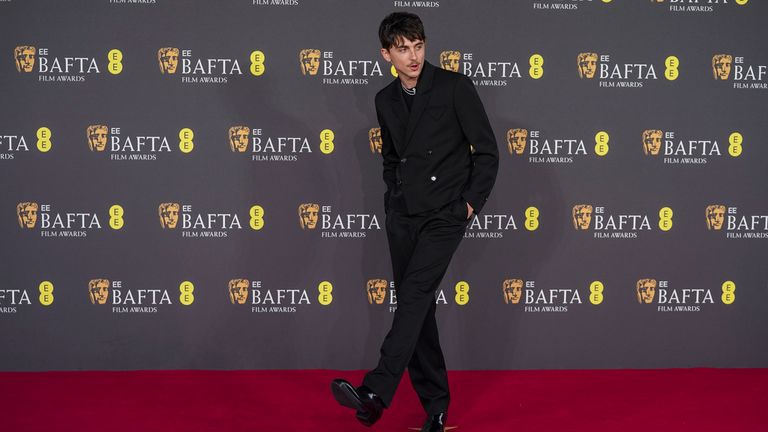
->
[387, 60, 436, 155]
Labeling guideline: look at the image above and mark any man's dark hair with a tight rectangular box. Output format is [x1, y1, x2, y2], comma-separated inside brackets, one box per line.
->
[378, 12, 426, 50]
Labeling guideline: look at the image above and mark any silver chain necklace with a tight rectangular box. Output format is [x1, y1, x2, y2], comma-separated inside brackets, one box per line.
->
[401, 84, 416, 96]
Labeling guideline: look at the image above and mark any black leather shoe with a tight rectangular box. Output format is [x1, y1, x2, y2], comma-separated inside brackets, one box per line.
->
[421, 412, 447, 432]
[330, 379, 385, 427]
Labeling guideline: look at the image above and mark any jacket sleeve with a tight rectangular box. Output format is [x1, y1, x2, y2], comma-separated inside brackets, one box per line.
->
[453, 74, 499, 215]
[376, 96, 399, 212]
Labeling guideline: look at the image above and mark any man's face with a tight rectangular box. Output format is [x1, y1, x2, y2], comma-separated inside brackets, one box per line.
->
[381, 36, 425, 83]
[573, 205, 593, 230]
[88, 125, 108, 151]
[367, 279, 387, 305]
[507, 129, 528, 155]
[369, 128, 382, 153]
[160, 204, 180, 228]
[159, 48, 179, 74]
[300, 49, 320, 75]
[707, 205, 725, 230]
[714, 55, 732, 80]
[636, 279, 656, 304]
[440, 51, 460, 72]
[230, 127, 249, 152]
[503, 279, 523, 304]
[17, 203, 38, 228]
[299, 204, 319, 229]
[578, 53, 598, 79]
[643, 130, 662, 155]
[15, 46, 35, 72]
[229, 280, 249, 305]
[89, 280, 109, 305]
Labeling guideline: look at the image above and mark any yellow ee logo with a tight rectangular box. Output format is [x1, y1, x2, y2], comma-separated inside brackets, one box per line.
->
[179, 281, 195, 306]
[735, 0, 748, 5]
[525, 206, 539, 231]
[455, 281, 469, 305]
[319, 129, 334, 154]
[721, 280, 735, 305]
[390, 65, 398, 77]
[664, 56, 680, 81]
[108, 49, 123, 75]
[594, 131, 609, 156]
[179, 128, 194, 153]
[728, 132, 743, 157]
[318, 280, 333, 306]
[529, 54, 543, 79]
[589, 281, 604, 305]
[39, 281, 54, 306]
[36, 127, 52, 152]
[109, 204, 124, 230]
[250, 50, 265, 76]
[249, 205, 265, 230]
[658, 207, 673, 231]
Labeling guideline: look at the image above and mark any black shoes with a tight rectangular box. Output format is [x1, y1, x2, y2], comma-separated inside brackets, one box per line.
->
[421, 412, 448, 432]
[330, 379, 385, 427]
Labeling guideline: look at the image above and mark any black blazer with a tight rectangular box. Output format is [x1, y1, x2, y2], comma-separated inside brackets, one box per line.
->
[375, 60, 499, 215]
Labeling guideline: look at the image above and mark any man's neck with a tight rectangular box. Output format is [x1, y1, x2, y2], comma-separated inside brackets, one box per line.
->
[399, 74, 419, 90]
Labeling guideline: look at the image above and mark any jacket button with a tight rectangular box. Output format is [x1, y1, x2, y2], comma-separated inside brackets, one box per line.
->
[427, 150, 432, 155]
[400, 158, 407, 163]
[397, 180, 402, 185]
[430, 176, 436, 181]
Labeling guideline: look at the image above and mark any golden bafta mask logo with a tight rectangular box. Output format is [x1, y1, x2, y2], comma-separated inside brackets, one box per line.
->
[17, 202, 39, 228]
[577, 52, 598, 79]
[712, 54, 732, 80]
[369, 128, 382, 154]
[642, 129, 662, 156]
[506, 128, 528, 155]
[14, 46, 36, 73]
[366, 279, 388, 305]
[636, 278, 657, 304]
[228, 126, 250, 153]
[158, 47, 180, 74]
[705, 204, 726, 230]
[158, 202, 180, 229]
[87, 125, 109, 152]
[88, 279, 110, 305]
[439, 51, 460, 72]
[502, 279, 523, 305]
[298, 203, 320, 229]
[572, 204, 593, 230]
[299, 49, 320, 76]
[228, 279, 250, 305]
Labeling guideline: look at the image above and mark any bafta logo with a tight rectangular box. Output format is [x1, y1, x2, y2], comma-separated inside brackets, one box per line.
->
[642, 129, 662, 156]
[229, 126, 250, 153]
[577, 52, 598, 79]
[87, 125, 109, 152]
[158, 47, 180, 74]
[506, 128, 528, 155]
[228, 279, 250, 305]
[503, 279, 523, 305]
[369, 128, 382, 154]
[88, 279, 110, 305]
[572, 204, 593, 230]
[636, 278, 657, 304]
[17, 202, 39, 228]
[712, 54, 732, 80]
[14, 46, 36, 73]
[366, 279, 388, 305]
[705, 204, 726, 230]
[299, 49, 320, 76]
[439, 51, 460, 72]
[298, 203, 320, 229]
[158, 202, 180, 229]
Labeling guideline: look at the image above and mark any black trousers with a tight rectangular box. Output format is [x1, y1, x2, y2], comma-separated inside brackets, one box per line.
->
[363, 196, 470, 415]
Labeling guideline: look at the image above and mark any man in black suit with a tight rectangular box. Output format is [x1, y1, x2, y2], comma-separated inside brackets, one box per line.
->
[332, 12, 499, 432]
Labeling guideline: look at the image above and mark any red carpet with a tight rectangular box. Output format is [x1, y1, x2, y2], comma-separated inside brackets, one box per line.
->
[1, 369, 766, 431]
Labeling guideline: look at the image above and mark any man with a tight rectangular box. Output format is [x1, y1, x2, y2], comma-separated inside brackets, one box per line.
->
[331, 12, 499, 432]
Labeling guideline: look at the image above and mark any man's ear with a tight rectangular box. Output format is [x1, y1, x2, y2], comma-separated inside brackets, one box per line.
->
[380, 48, 391, 63]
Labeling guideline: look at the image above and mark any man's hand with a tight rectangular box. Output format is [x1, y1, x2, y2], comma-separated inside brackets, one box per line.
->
[466, 201, 474, 219]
